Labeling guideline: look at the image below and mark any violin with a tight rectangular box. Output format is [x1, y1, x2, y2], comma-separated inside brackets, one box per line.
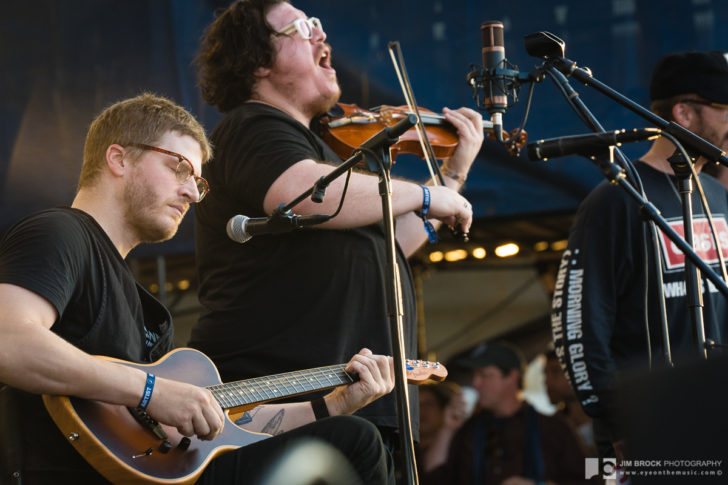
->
[317, 102, 528, 162]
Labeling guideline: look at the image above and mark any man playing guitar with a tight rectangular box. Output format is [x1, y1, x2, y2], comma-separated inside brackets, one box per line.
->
[0, 94, 395, 484]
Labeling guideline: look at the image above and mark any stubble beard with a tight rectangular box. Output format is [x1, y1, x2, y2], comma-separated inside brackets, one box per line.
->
[307, 82, 342, 119]
[123, 175, 179, 244]
[690, 117, 728, 171]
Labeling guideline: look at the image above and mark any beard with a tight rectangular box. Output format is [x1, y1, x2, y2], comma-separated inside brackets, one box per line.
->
[690, 116, 728, 172]
[306, 82, 342, 119]
[123, 173, 181, 243]
[692, 115, 728, 151]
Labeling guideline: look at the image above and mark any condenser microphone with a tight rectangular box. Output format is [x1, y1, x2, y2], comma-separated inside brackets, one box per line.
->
[481, 21, 507, 142]
[226, 213, 331, 243]
[527, 128, 661, 161]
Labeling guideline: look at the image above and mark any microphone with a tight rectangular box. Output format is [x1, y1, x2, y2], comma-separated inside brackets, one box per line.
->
[481, 21, 507, 142]
[527, 128, 661, 161]
[226, 212, 331, 243]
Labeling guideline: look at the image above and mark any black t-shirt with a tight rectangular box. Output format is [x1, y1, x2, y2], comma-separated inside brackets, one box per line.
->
[551, 162, 728, 433]
[0, 207, 173, 480]
[192, 103, 419, 433]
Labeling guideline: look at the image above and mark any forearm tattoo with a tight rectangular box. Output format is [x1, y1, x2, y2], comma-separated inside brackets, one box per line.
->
[260, 409, 285, 435]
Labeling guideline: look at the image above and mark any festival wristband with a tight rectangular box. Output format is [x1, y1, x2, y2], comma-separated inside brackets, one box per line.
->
[416, 185, 439, 243]
[137, 373, 156, 411]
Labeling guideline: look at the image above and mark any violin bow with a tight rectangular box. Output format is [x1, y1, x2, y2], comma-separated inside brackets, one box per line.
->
[387, 41, 446, 186]
[387, 41, 469, 242]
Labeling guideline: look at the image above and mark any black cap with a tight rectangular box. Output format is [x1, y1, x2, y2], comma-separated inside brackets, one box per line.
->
[649, 50, 728, 103]
[459, 341, 525, 373]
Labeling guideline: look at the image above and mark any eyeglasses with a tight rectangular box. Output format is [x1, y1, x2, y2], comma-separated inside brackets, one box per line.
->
[274, 17, 322, 40]
[681, 99, 728, 121]
[129, 143, 209, 202]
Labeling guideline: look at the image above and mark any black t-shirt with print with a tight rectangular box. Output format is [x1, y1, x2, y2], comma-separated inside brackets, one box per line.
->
[551, 162, 728, 435]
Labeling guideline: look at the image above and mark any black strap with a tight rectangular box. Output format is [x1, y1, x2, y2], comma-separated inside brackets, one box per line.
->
[311, 397, 330, 420]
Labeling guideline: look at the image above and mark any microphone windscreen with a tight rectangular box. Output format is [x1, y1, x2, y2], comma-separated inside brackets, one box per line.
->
[226, 215, 251, 243]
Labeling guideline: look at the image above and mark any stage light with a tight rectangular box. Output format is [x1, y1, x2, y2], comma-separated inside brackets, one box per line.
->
[495, 243, 519, 258]
[429, 251, 444, 262]
[472, 247, 486, 259]
[534, 241, 549, 252]
[444, 249, 468, 262]
[177, 279, 190, 290]
[551, 239, 568, 251]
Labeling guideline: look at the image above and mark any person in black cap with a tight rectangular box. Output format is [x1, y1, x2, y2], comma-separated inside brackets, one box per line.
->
[551, 50, 728, 461]
[421, 342, 588, 485]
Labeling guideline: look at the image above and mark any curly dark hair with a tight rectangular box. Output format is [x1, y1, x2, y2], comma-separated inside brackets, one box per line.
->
[195, 0, 287, 113]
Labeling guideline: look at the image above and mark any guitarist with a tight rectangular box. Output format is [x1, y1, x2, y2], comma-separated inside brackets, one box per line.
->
[0, 94, 395, 485]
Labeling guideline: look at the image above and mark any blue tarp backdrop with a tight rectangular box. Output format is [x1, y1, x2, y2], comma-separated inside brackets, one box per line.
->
[1, 0, 726, 256]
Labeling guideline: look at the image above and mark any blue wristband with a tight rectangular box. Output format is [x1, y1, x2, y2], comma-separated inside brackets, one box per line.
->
[137, 373, 155, 411]
[417, 185, 439, 243]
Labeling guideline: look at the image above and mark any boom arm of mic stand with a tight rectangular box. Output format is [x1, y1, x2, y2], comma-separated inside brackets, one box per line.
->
[277, 115, 417, 211]
[548, 57, 728, 166]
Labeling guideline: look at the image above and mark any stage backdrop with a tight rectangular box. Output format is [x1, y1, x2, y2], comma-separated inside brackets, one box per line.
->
[1, 0, 727, 257]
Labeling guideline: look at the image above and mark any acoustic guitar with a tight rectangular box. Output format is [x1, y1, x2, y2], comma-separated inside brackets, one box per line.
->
[42, 347, 446, 484]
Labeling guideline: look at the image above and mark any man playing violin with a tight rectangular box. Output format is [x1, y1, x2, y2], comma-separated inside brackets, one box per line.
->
[191, 0, 484, 456]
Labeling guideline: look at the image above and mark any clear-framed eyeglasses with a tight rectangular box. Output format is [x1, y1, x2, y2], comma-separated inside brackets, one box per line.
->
[128, 143, 209, 202]
[274, 17, 322, 40]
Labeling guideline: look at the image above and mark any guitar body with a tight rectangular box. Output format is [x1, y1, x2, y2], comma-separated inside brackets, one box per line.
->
[42, 348, 270, 485]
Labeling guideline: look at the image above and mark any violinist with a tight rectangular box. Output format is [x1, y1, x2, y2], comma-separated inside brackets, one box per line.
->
[190, 0, 484, 459]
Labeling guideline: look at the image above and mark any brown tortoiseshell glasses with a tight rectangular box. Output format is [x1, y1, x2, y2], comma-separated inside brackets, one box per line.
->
[129, 143, 209, 202]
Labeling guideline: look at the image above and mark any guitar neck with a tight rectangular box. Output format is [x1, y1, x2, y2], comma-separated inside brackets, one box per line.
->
[207, 364, 353, 410]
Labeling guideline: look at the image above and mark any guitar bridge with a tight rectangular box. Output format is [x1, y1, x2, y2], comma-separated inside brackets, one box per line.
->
[127, 407, 168, 441]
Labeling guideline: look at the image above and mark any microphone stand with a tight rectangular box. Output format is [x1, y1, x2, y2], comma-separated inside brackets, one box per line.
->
[547, 56, 728, 167]
[368, 135, 421, 485]
[540, 64, 673, 366]
[667, 151, 708, 358]
[276, 115, 421, 485]
[540, 57, 728, 358]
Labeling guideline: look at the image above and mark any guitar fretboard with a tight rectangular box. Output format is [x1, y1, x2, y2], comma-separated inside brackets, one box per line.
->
[207, 364, 354, 410]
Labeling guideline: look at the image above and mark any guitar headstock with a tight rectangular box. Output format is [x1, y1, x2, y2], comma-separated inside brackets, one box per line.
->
[405, 359, 448, 384]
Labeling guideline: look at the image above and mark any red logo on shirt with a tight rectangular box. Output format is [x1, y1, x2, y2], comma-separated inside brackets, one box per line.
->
[658, 217, 728, 271]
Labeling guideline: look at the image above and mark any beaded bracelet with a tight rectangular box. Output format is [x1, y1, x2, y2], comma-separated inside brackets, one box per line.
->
[137, 373, 156, 411]
[416, 185, 439, 243]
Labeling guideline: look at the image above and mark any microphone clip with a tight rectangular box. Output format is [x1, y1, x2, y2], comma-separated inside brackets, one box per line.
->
[466, 60, 524, 113]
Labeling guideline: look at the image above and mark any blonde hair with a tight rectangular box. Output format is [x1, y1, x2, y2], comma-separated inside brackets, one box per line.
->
[79, 93, 212, 190]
